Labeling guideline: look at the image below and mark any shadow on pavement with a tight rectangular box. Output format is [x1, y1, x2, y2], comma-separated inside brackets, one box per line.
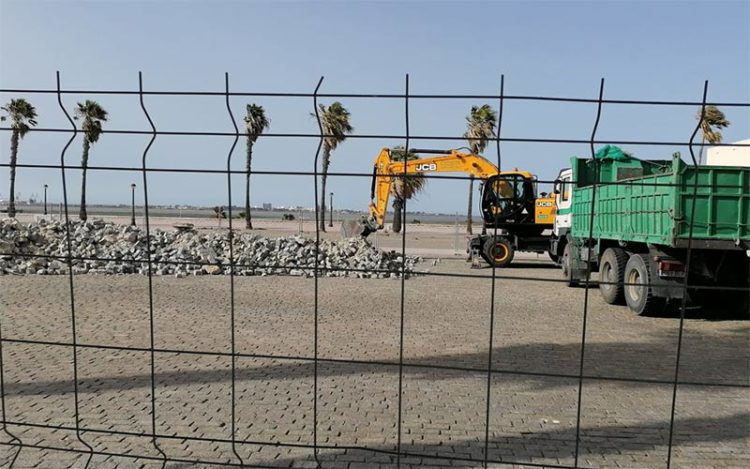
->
[264, 411, 749, 468]
[5, 327, 748, 397]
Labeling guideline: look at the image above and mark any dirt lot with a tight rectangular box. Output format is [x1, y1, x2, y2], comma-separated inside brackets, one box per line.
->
[0, 223, 748, 468]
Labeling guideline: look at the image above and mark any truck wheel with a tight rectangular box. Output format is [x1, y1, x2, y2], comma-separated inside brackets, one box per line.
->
[623, 253, 665, 316]
[562, 243, 578, 287]
[483, 237, 515, 267]
[599, 247, 628, 305]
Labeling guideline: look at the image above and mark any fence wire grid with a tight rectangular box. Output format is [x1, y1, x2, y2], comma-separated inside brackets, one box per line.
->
[0, 72, 748, 469]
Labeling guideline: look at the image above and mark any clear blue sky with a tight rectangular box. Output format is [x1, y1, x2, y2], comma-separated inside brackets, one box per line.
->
[1, 0, 748, 213]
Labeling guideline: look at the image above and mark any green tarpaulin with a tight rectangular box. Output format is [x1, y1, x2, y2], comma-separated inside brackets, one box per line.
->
[594, 145, 631, 161]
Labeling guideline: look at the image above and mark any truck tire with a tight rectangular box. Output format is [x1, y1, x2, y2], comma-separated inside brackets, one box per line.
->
[599, 247, 628, 305]
[562, 243, 578, 287]
[623, 253, 665, 316]
[483, 236, 514, 267]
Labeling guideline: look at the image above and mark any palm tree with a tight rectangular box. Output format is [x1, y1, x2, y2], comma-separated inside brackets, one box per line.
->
[1, 99, 38, 218]
[463, 104, 497, 233]
[74, 100, 108, 221]
[314, 102, 352, 231]
[390, 146, 427, 233]
[243, 104, 270, 229]
[696, 105, 730, 164]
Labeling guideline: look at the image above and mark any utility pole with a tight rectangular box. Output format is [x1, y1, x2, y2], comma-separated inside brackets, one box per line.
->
[130, 183, 137, 226]
[43, 184, 48, 215]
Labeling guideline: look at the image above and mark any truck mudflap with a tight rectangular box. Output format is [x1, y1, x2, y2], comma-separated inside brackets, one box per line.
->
[641, 250, 686, 300]
[550, 228, 569, 259]
[646, 248, 750, 302]
[648, 263, 685, 300]
[566, 238, 593, 284]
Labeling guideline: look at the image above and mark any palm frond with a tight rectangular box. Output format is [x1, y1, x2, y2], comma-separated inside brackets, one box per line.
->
[704, 129, 723, 144]
[75, 100, 108, 143]
[2, 98, 38, 138]
[697, 105, 730, 144]
[245, 103, 270, 142]
[464, 104, 497, 154]
[317, 101, 353, 152]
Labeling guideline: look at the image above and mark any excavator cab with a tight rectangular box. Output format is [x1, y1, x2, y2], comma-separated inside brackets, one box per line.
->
[469, 171, 556, 267]
[481, 172, 552, 235]
[481, 173, 537, 226]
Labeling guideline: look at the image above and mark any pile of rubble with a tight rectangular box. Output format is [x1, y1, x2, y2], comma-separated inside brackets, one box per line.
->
[0, 219, 418, 278]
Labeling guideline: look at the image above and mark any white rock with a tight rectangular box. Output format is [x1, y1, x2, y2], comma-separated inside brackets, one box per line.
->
[0, 219, 419, 279]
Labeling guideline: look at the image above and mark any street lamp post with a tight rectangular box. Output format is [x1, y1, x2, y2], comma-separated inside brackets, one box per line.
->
[130, 183, 136, 226]
[43, 184, 48, 215]
[329, 192, 334, 227]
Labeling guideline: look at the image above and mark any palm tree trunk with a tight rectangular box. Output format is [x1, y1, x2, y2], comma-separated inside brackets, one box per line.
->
[7, 130, 19, 218]
[698, 135, 706, 165]
[466, 176, 474, 234]
[319, 151, 330, 232]
[245, 139, 253, 229]
[392, 197, 404, 233]
[79, 139, 89, 221]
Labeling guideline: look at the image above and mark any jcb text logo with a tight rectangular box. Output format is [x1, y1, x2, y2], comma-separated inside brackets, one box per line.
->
[416, 163, 437, 171]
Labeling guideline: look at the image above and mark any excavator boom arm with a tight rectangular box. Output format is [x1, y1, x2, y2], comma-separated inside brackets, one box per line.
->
[366, 148, 519, 229]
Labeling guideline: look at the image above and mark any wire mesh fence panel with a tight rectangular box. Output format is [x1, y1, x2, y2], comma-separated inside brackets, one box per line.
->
[0, 73, 748, 468]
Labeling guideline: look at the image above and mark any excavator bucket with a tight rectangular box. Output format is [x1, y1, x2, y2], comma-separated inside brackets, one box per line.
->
[340, 219, 364, 238]
[341, 218, 378, 238]
[359, 223, 377, 238]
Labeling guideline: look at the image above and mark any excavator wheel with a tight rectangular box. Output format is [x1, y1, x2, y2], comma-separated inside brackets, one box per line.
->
[483, 236, 515, 268]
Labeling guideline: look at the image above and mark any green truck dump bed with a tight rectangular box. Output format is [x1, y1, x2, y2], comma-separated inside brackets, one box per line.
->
[571, 150, 750, 247]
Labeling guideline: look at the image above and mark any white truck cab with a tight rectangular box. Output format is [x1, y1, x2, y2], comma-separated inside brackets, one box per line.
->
[549, 168, 573, 263]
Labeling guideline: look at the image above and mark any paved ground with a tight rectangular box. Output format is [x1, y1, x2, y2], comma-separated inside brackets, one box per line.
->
[0, 254, 747, 468]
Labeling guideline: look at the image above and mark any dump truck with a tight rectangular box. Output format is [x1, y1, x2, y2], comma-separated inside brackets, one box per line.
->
[550, 146, 750, 315]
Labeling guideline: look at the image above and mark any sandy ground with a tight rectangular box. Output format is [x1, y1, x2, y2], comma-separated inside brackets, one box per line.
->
[0, 220, 748, 468]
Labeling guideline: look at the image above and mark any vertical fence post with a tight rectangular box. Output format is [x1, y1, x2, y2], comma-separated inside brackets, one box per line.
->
[395, 73, 410, 468]
[310, 76, 325, 468]
[138, 71, 168, 468]
[223, 72, 244, 466]
[0, 247, 21, 467]
[573, 78, 605, 467]
[483, 73, 505, 468]
[666, 80, 710, 469]
[56, 70, 96, 468]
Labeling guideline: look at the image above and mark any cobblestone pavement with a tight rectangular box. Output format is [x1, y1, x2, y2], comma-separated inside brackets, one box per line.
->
[0, 258, 747, 468]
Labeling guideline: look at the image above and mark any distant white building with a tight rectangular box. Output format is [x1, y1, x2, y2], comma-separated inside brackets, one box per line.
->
[706, 139, 750, 167]
[262, 203, 273, 210]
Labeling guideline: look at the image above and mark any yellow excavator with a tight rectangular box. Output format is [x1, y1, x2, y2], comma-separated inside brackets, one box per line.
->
[359, 147, 556, 267]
